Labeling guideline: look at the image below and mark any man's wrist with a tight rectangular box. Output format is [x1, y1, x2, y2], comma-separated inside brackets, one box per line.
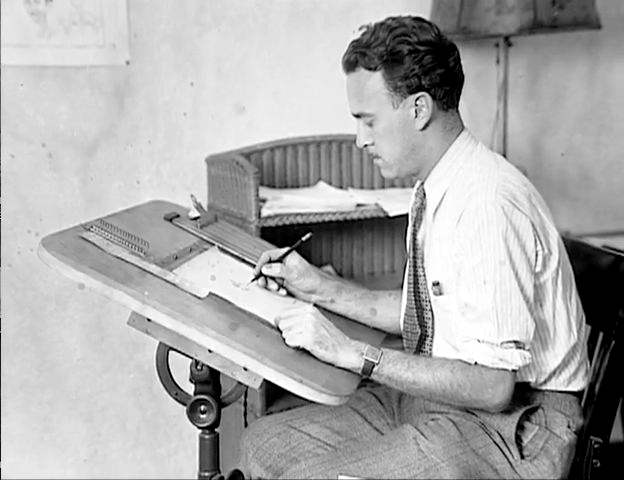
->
[359, 343, 383, 379]
[341, 339, 366, 373]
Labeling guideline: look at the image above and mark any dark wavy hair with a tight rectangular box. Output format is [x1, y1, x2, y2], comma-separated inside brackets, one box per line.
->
[342, 16, 464, 111]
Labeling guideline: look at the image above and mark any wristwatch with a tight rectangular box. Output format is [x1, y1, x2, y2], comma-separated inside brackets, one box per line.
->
[360, 344, 383, 379]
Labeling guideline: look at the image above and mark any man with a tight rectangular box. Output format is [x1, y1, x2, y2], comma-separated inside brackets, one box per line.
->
[240, 15, 588, 479]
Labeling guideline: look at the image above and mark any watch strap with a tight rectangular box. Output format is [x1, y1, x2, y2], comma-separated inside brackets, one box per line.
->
[360, 344, 382, 379]
[361, 358, 376, 378]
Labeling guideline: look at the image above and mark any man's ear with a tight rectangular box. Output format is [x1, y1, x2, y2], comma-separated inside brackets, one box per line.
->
[412, 92, 433, 130]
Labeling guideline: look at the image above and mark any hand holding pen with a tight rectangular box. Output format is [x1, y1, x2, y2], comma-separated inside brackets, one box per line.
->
[249, 232, 313, 286]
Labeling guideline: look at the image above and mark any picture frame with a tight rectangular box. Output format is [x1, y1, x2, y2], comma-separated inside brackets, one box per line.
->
[1, 0, 130, 66]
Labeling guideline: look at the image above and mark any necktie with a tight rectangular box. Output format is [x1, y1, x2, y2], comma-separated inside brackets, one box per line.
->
[402, 183, 434, 355]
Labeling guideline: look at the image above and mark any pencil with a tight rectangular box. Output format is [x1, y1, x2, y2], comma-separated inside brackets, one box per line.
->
[249, 232, 313, 284]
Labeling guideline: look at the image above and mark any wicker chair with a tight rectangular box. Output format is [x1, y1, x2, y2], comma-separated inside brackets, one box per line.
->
[205, 134, 412, 287]
[205, 134, 413, 426]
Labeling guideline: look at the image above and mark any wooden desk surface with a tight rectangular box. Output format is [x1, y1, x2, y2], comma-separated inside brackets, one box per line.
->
[577, 232, 624, 254]
[39, 200, 385, 405]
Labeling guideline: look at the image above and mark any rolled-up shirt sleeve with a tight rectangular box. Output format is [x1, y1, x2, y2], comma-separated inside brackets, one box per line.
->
[451, 200, 537, 371]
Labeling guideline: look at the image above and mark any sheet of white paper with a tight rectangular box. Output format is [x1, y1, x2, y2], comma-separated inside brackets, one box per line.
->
[259, 180, 358, 216]
[348, 187, 413, 217]
[173, 246, 314, 326]
[259, 181, 413, 217]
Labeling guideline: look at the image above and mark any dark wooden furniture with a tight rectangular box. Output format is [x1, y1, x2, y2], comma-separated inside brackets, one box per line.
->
[564, 236, 624, 479]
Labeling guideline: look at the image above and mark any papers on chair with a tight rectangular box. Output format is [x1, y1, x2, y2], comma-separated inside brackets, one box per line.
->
[347, 187, 413, 217]
[259, 181, 358, 216]
[173, 246, 315, 327]
[259, 180, 413, 217]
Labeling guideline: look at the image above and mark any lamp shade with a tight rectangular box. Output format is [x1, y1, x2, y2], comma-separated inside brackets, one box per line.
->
[430, 0, 601, 40]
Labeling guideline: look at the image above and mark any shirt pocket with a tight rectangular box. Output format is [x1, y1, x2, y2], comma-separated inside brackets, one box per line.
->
[430, 293, 461, 357]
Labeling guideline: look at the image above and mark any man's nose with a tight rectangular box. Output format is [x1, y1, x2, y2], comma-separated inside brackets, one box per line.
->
[355, 124, 372, 149]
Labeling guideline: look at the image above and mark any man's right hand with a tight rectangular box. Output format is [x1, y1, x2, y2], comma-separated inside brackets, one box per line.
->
[254, 248, 323, 303]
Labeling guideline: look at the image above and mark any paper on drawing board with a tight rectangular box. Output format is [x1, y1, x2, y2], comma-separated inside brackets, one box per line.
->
[173, 246, 314, 326]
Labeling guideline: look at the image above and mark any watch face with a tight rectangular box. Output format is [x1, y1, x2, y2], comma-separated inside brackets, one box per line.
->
[364, 345, 382, 363]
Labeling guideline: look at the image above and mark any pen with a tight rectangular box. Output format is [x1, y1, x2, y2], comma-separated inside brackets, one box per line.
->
[249, 232, 313, 285]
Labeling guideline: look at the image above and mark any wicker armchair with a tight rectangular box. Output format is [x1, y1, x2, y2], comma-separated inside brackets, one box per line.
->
[205, 134, 412, 286]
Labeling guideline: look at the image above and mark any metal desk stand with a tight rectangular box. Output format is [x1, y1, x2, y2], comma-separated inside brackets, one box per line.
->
[156, 343, 245, 480]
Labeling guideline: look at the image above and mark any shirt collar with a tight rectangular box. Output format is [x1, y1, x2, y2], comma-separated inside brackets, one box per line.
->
[422, 128, 477, 215]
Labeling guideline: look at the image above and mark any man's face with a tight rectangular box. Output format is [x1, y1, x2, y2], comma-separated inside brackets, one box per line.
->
[346, 69, 420, 179]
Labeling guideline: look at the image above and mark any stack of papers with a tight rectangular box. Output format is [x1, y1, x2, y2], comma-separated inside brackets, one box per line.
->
[348, 187, 413, 217]
[259, 181, 358, 216]
[259, 181, 413, 217]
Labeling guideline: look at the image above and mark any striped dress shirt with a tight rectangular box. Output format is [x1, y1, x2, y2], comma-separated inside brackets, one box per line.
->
[400, 130, 589, 391]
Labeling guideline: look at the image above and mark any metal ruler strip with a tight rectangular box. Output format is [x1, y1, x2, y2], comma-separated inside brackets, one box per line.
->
[201, 221, 274, 263]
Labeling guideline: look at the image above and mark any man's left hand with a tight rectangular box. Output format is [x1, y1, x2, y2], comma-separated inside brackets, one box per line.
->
[275, 304, 363, 372]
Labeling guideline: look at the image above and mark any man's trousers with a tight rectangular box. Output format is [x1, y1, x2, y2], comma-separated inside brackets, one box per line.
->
[240, 383, 583, 479]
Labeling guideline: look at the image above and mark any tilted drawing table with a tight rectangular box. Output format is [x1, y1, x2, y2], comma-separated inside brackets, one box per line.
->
[38, 199, 385, 479]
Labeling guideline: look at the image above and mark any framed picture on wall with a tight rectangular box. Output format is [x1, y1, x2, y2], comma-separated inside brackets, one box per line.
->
[1, 0, 130, 66]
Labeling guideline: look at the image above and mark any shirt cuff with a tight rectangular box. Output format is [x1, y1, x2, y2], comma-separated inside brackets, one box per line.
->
[456, 338, 532, 370]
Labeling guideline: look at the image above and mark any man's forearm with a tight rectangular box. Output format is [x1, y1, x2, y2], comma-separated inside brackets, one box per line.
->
[346, 341, 516, 412]
[313, 271, 402, 334]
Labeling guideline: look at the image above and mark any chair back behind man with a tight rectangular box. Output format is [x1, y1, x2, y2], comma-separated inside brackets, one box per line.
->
[563, 236, 624, 479]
